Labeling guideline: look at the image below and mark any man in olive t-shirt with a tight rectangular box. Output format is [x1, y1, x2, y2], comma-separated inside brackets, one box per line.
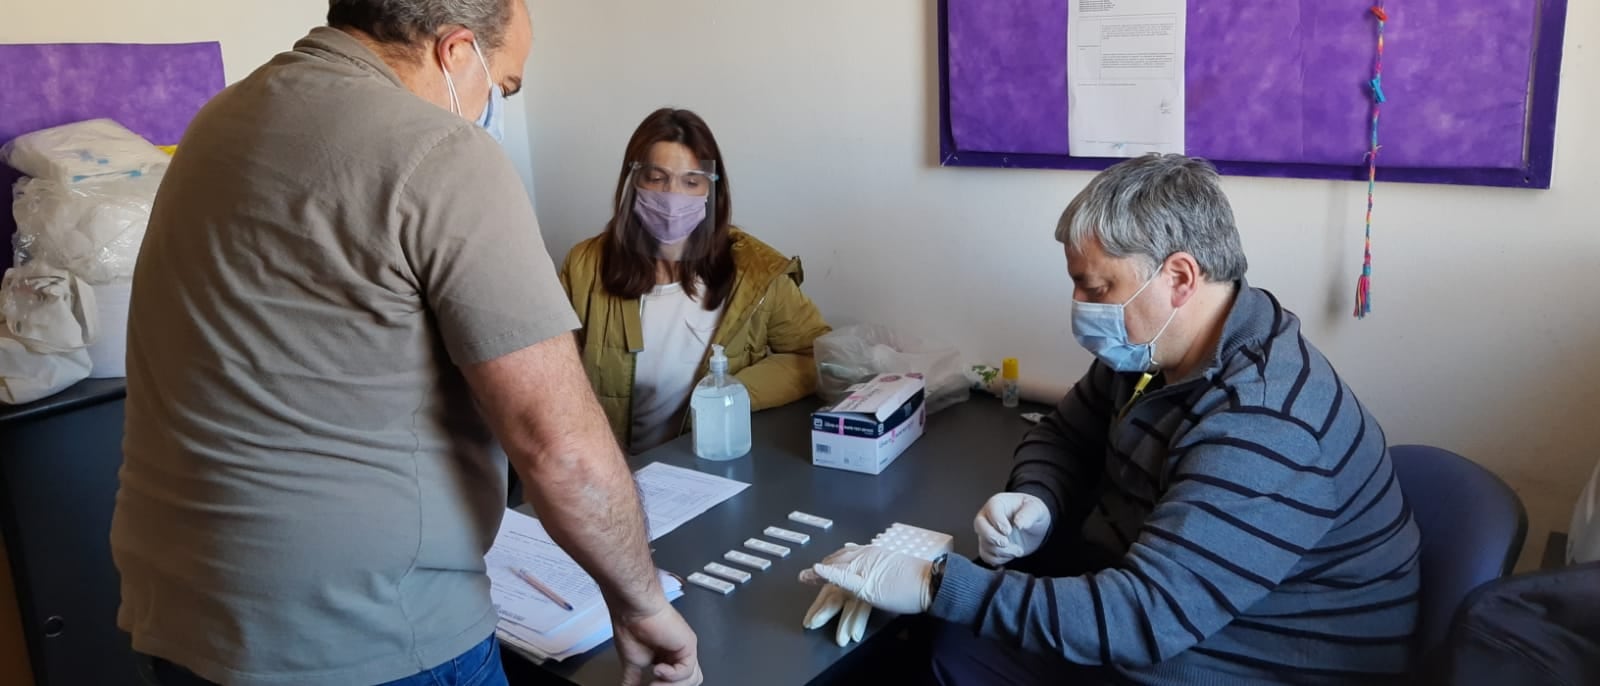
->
[109, 2, 701, 685]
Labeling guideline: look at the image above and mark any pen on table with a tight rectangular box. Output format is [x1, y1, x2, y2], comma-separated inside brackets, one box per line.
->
[512, 568, 574, 611]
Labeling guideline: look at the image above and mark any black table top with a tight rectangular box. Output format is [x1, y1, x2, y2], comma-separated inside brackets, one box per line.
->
[0, 378, 126, 425]
[528, 396, 1039, 686]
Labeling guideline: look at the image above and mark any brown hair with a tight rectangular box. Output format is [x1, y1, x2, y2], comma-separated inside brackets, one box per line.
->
[600, 108, 735, 310]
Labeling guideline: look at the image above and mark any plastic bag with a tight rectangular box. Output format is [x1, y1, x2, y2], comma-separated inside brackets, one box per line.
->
[815, 324, 969, 414]
[0, 332, 92, 405]
[1, 118, 169, 184]
[11, 170, 162, 284]
[0, 265, 98, 405]
[0, 265, 99, 353]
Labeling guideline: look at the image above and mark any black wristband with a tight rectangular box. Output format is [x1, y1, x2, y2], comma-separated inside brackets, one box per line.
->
[928, 553, 949, 602]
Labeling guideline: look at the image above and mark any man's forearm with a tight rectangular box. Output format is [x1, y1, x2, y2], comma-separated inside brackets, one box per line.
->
[516, 414, 663, 618]
[1009, 405, 1107, 526]
[464, 335, 665, 618]
[1008, 364, 1119, 522]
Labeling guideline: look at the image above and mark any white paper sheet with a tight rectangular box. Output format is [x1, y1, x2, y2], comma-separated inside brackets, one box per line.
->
[485, 509, 605, 635]
[635, 462, 750, 540]
[488, 463, 740, 656]
[1067, 0, 1187, 157]
[496, 571, 684, 662]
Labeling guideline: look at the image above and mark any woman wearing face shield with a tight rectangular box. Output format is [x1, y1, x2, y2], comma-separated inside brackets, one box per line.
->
[560, 108, 832, 454]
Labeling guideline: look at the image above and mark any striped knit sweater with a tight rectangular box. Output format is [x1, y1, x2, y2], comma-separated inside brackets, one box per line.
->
[930, 283, 1420, 685]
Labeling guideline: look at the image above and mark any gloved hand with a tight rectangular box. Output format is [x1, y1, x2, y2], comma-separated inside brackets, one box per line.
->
[798, 544, 933, 615]
[975, 492, 1052, 566]
[802, 584, 873, 646]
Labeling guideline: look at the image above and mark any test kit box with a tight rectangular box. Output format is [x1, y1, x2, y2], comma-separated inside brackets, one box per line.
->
[811, 373, 927, 475]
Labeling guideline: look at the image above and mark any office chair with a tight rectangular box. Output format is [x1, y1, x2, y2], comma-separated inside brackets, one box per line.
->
[1389, 444, 1527, 662]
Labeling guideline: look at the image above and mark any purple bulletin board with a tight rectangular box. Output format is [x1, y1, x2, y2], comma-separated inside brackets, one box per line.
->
[939, 0, 1568, 188]
[0, 42, 226, 253]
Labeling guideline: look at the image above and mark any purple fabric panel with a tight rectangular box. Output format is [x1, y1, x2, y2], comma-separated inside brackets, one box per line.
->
[1299, 2, 1377, 166]
[1186, 1, 1304, 163]
[1302, 0, 1535, 167]
[0, 42, 224, 262]
[947, 0, 1070, 154]
[0, 42, 223, 146]
[1359, 0, 1533, 168]
[946, 0, 1538, 169]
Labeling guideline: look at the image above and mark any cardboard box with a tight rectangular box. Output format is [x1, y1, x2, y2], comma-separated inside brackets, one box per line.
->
[811, 373, 927, 475]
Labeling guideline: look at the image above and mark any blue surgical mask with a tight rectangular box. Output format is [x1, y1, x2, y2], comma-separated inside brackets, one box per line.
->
[1071, 270, 1179, 372]
[441, 40, 506, 143]
[477, 83, 505, 142]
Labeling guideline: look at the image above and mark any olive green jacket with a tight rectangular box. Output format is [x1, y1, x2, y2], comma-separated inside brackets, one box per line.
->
[560, 228, 831, 446]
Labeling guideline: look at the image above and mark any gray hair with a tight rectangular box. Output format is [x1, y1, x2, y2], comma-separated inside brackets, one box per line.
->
[328, 0, 515, 51]
[1055, 154, 1247, 281]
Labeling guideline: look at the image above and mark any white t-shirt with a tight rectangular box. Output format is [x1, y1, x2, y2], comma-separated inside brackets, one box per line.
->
[631, 281, 726, 453]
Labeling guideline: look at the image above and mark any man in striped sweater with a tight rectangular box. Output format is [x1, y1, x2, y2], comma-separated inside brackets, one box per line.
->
[802, 154, 1421, 684]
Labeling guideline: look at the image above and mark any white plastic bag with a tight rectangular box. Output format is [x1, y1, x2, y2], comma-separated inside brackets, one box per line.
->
[815, 324, 969, 414]
[0, 265, 98, 405]
[11, 171, 162, 284]
[0, 265, 99, 353]
[1, 118, 169, 184]
[0, 333, 91, 405]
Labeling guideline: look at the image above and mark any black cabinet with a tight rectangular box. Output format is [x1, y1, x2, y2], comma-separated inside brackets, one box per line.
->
[0, 380, 137, 686]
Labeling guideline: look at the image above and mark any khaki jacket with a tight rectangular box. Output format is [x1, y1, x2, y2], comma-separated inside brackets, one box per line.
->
[560, 228, 831, 446]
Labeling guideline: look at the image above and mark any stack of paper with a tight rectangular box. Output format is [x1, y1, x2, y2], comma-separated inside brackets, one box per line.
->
[497, 576, 685, 664]
[487, 508, 685, 663]
[489, 463, 746, 663]
[497, 578, 686, 663]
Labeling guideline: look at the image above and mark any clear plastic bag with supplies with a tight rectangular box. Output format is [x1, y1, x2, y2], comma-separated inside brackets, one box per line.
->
[11, 170, 162, 285]
[814, 324, 969, 414]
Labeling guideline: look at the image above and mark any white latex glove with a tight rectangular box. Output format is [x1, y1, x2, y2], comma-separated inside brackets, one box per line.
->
[975, 492, 1052, 566]
[798, 544, 933, 615]
[802, 584, 873, 646]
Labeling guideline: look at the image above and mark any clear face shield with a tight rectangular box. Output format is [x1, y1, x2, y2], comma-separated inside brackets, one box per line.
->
[614, 160, 720, 262]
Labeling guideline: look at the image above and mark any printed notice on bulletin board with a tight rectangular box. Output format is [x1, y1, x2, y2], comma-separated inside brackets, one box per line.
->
[1067, 0, 1187, 157]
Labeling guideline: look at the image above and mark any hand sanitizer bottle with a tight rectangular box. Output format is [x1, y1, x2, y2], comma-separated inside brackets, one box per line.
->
[1001, 358, 1021, 408]
[692, 345, 752, 460]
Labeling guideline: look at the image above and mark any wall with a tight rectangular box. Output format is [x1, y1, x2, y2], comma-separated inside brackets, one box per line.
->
[524, 0, 1599, 572]
[0, 3, 540, 683]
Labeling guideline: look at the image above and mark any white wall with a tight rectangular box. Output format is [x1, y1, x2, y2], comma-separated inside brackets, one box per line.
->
[525, 0, 1600, 571]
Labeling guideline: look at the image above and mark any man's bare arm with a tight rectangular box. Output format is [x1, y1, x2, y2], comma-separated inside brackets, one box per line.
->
[462, 333, 663, 617]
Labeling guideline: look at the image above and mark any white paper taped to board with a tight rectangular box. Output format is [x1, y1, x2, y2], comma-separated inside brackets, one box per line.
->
[1067, 0, 1187, 157]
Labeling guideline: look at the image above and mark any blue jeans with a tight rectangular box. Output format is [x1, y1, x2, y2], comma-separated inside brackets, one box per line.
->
[136, 635, 509, 686]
